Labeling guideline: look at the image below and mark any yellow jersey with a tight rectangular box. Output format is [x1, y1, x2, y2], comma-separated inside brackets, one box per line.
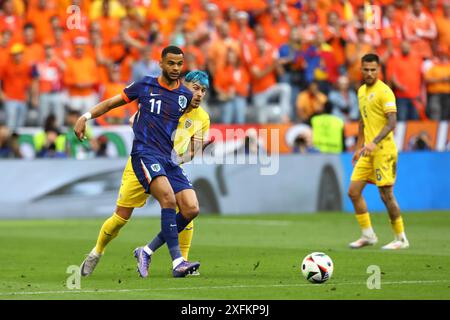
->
[173, 106, 210, 156]
[358, 80, 397, 154]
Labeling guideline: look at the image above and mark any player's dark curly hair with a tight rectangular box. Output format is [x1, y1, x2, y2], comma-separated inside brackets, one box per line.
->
[361, 53, 380, 65]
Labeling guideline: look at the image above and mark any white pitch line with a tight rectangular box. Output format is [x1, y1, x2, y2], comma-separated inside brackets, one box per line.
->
[0, 280, 448, 297]
[199, 219, 293, 226]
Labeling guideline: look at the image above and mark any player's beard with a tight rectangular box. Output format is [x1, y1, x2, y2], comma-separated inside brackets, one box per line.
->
[162, 69, 179, 83]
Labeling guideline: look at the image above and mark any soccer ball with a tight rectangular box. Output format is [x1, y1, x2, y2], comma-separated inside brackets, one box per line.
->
[301, 252, 334, 283]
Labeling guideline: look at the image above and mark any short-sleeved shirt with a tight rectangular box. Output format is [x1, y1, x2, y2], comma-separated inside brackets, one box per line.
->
[173, 106, 210, 156]
[121, 76, 193, 164]
[358, 79, 397, 154]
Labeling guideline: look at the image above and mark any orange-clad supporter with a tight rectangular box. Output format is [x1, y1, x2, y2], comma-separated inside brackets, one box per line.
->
[207, 22, 241, 75]
[403, 0, 437, 59]
[51, 22, 73, 59]
[296, 80, 328, 124]
[329, 0, 355, 23]
[261, 5, 294, 49]
[97, 65, 138, 126]
[386, 41, 423, 120]
[392, 0, 408, 23]
[424, 46, 450, 120]
[122, 0, 151, 21]
[297, 11, 320, 43]
[345, 28, 374, 84]
[119, 16, 148, 59]
[26, 0, 57, 44]
[120, 54, 134, 83]
[182, 32, 206, 69]
[147, 0, 181, 38]
[35, 42, 67, 127]
[250, 37, 292, 123]
[435, 2, 450, 50]
[0, 30, 12, 72]
[89, 0, 126, 20]
[323, 10, 347, 67]
[425, 0, 444, 19]
[214, 48, 250, 124]
[194, 2, 223, 47]
[89, 24, 113, 85]
[345, 5, 381, 47]
[92, 0, 121, 46]
[63, 37, 99, 114]
[380, 4, 404, 49]
[182, 0, 208, 29]
[22, 23, 45, 66]
[0, 0, 23, 43]
[302, 0, 329, 28]
[230, 11, 255, 48]
[0, 43, 39, 131]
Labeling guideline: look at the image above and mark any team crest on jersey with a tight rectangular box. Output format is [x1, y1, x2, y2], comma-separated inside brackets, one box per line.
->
[185, 119, 193, 129]
[369, 93, 375, 100]
[151, 164, 161, 172]
[178, 95, 188, 111]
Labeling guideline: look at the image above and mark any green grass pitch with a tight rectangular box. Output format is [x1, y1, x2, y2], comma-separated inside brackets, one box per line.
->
[1, 212, 449, 300]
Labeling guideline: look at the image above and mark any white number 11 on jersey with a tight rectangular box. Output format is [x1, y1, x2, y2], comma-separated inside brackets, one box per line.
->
[149, 98, 161, 114]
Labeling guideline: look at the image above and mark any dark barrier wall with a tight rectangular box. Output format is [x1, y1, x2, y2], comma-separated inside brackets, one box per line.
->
[341, 152, 450, 212]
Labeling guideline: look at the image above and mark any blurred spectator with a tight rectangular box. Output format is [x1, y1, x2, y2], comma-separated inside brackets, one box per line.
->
[296, 81, 327, 124]
[323, 10, 347, 73]
[22, 23, 44, 66]
[403, 0, 437, 59]
[409, 131, 433, 150]
[65, 109, 99, 159]
[63, 37, 99, 114]
[328, 75, 359, 122]
[25, 0, 56, 44]
[310, 102, 345, 154]
[214, 48, 250, 124]
[435, 2, 450, 56]
[250, 37, 292, 124]
[424, 46, 450, 120]
[207, 21, 240, 77]
[261, 4, 294, 49]
[35, 42, 66, 127]
[345, 28, 374, 85]
[0, 43, 38, 131]
[346, 5, 381, 47]
[33, 114, 66, 158]
[0, 0, 23, 43]
[95, 134, 109, 157]
[97, 64, 137, 126]
[387, 41, 422, 121]
[132, 45, 161, 82]
[0, 124, 22, 158]
[279, 28, 306, 114]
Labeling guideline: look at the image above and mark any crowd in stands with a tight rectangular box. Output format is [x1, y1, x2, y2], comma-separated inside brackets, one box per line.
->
[0, 0, 449, 158]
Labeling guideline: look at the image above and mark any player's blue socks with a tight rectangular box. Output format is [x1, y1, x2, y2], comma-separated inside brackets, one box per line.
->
[147, 212, 191, 253]
[161, 208, 182, 260]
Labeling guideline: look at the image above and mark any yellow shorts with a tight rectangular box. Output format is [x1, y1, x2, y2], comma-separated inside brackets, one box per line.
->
[116, 157, 149, 208]
[351, 152, 397, 187]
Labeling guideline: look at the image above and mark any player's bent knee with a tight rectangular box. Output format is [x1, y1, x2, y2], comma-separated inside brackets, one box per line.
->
[347, 187, 361, 200]
[159, 192, 177, 209]
[183, 204, 200, 220]
[115, 206, 134, 220]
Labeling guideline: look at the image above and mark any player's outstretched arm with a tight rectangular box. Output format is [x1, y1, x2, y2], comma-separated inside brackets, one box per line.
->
[74, 94, 128, 141]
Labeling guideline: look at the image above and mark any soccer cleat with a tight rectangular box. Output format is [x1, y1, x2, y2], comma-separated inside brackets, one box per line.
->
[349, 234, 378, 249]
[133, 247, 151, 278]
[188, 270, 201, 276]
[80, 248, 102, 277]
[381, 238, 410, 250]
[172, 260, 200, 278]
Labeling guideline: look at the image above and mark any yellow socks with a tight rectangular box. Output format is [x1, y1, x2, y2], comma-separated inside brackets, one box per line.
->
[355, 212, 375, 237]
[179, 220, 194, 260]
[95, 213, 128, 254]
[390, 216, 405, 240]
